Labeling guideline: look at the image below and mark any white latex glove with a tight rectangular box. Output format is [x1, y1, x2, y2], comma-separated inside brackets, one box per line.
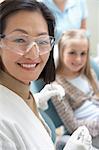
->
[33, 83, 65, 110]
[63, 126, 92, 150]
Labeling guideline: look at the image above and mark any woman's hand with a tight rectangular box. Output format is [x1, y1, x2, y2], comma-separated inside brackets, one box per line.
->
[33, 83, 65, 110]
[63, 126, 92, 150]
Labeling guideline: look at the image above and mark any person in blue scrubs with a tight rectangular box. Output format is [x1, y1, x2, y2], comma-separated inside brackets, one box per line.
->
[42, 0, 88, 43]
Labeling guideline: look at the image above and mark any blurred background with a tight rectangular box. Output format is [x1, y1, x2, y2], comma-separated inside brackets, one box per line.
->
[0, 0, 99, 57]
[87, 0, 99, 57]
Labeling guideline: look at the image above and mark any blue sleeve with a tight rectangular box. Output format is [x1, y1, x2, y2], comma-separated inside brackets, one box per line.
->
[80, 0, 88, 19]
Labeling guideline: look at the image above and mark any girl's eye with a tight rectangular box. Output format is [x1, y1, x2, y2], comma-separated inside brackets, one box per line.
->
[68, 51, 76, 55]
[81, 52, 87, 56]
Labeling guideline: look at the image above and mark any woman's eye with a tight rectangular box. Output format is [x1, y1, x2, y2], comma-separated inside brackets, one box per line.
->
[13, 38, 26, 43]
[37, 40, 49, 45]
[10, 36, 27, 43]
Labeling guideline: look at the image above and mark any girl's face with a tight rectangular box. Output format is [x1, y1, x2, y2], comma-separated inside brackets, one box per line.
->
[60, 39, 88, 76]
[0, 10, 50, 84]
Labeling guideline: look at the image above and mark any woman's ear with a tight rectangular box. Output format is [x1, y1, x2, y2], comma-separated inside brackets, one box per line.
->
[0, 41, 1, 50]
[0, 38, 3, 49]
[0, 39, 2, 49]
[0, 42, 1, 51]
[0, 41, 2, 55]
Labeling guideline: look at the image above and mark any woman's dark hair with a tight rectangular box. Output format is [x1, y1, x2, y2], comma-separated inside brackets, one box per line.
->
[0, 0, 56, 83]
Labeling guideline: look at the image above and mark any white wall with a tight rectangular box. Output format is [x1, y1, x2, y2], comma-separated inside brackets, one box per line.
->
[87, 0, 99, 56]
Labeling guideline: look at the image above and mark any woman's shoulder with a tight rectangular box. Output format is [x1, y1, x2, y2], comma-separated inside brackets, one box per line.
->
[0, 84, 23, 101]
[0, 84, 16, 96]
[71, 0, 86, 5]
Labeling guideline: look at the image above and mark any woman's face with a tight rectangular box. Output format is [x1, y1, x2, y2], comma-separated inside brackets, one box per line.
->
[0, 10, 50, 84]
[60, 39, 88, 76]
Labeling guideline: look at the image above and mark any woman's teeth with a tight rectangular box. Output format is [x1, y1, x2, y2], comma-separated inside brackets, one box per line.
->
[20, 64, 36, 68]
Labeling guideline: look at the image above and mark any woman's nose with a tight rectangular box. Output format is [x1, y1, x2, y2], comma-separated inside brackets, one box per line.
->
[24, 42, 40, 59]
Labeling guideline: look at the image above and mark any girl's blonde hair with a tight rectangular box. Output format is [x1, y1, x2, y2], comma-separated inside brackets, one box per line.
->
[57, 29, 99, 97]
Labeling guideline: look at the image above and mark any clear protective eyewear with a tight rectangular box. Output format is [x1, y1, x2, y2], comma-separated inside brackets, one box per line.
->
[0, 33, 55, 55]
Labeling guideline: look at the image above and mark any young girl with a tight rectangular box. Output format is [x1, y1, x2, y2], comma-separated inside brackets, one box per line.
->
[0, 0, 93, 150]
[51, 29, 99, 149]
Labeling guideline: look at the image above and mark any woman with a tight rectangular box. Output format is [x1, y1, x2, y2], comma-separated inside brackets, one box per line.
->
[0, 0, 92, 149]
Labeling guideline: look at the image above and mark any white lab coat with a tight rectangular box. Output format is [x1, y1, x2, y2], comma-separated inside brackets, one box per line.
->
[0, 84, 54, 150]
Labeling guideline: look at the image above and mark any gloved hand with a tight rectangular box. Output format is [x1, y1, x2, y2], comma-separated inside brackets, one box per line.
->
[33, 83, 65, 110]
[63, 126, 92, 150]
